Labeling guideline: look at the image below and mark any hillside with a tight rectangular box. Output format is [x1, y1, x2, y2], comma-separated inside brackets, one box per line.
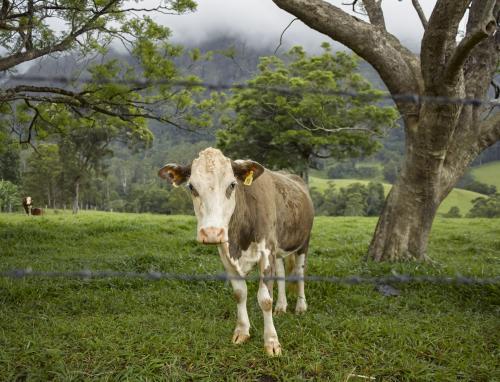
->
[470, 161, 500, 190]
[309, 177, 484, 215]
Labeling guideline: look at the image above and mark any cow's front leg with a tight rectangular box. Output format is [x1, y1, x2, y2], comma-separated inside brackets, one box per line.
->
[231, 277, 250, 344]
[218, 244, 250, 344]
[258, 245, 281, 356]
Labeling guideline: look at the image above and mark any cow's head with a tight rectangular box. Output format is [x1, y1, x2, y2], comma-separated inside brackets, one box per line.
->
[158, 148, 264, 244]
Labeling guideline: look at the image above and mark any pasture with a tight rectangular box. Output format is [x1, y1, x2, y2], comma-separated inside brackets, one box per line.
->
[0, 212, 499, 381]
[470, 160, 500, 191]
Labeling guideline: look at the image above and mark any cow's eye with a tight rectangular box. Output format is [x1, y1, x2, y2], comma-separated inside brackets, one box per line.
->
[187, 183, 199, 197]
[226, 181, 237, 198]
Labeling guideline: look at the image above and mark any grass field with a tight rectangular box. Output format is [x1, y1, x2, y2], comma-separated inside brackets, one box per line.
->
[1, 212, 499, 381]
[309, 177, 483, 215]
[471, 161, 500, 190]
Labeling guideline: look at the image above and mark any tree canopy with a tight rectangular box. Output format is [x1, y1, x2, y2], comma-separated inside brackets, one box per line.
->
[217, 45, 398, 179]
[0, 0, 215, 149]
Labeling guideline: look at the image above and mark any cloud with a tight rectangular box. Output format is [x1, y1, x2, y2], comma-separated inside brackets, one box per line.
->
[156, 0, 438, 52]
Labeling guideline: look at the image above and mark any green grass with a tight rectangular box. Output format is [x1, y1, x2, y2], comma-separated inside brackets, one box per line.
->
[471, 161, 500, 190]
[309, 177, 484, 215]
[1, 212, 499, 381]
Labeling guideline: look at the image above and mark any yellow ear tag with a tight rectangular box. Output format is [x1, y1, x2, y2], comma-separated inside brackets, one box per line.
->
[244, 170, 254, 186]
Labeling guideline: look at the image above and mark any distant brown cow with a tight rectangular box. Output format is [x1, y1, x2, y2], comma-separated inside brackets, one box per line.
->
[159, 147, 314, 356]
[31, 208, 44, 216]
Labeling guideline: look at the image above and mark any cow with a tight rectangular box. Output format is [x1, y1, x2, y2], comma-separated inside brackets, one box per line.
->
[22, 196, 32, 215]
[31, 207, 44, 216]
[158, 147, 314, 356]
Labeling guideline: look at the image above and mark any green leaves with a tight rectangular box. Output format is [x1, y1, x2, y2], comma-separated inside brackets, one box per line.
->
[217, 45, 399, 176]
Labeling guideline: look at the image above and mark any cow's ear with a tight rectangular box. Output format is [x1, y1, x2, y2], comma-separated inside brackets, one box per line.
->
[231, 160, 265, 185]
[158, 163, 191, 187]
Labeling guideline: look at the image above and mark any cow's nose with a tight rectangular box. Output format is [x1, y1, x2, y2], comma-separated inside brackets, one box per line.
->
[198, 227, 225, 244]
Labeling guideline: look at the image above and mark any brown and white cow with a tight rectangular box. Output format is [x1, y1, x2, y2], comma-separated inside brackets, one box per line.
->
[158, 148, 314, 356]
[22, 196, 32, 215]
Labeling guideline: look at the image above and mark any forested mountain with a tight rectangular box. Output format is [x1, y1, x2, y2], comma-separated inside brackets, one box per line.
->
[2, 36, 499, 214]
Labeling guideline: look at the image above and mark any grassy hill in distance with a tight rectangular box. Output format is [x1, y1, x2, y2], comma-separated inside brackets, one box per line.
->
[470, 161, 500, 190]
[309, 177, 484, 215]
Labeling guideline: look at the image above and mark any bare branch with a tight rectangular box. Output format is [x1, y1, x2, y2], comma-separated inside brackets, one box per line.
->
[411, 0, 428, 29]
[288, 112, 383, 136]
[274, 17, 299, 55]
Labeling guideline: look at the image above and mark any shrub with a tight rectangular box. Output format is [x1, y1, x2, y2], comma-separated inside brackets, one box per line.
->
[467, 194, 500, 218]
[443, 206, 461, 218]
[310, 181, 385, 216]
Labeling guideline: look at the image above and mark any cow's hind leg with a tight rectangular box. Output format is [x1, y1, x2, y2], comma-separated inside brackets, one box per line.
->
[294, 253, 307, 314]
[274, 257, 287, 315]
[258, 243, 281, 356]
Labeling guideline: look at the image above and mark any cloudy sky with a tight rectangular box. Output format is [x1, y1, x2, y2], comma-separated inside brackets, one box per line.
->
[158, 0, 440, 52]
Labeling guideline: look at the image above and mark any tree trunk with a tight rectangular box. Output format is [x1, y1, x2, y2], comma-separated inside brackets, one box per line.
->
[47, 185, 51, 209]
[271, 0, 500, 261]
[368, 178, 440, 261]
[72, 179, 80, 214]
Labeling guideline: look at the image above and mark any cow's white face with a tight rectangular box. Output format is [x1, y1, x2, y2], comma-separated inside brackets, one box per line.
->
[189, 148, 236, 243]
[158, 148, 264, 245]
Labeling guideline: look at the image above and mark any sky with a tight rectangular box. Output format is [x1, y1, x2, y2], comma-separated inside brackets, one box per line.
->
[158, 0, 439, 53]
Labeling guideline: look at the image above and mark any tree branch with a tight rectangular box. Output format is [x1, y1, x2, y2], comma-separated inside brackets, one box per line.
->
[0, 0, 120, 72]
[420, 0, 471, 91]
[271, 0, 423, 117]
[362, 0, 385, 29]
[444, 0, 497, 84]
[411, 0, 428, 29]
[274, 17, 299, 54]
[478, 111, 500, 150]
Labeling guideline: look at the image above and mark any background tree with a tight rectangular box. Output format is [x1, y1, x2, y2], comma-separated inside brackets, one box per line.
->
[23, 144, 62, 208]
[271, 0, 500, 260]
[217, 45, 398, 182]
[0, 180, 20, 212]
[0, 0, 213, 150]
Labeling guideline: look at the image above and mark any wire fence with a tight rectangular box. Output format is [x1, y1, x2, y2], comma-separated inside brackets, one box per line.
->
[2, 75, 500, 108]
[1, 269, 499, 286]
[1, 75, 499, 287]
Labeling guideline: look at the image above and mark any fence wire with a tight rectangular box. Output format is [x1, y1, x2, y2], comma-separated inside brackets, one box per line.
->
[1, 269, 499, 285]
[3, 75, 500, 108]
[1, 75, 499, 287]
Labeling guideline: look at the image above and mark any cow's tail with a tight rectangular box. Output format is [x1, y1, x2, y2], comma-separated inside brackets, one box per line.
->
[285, 255, 298, 294]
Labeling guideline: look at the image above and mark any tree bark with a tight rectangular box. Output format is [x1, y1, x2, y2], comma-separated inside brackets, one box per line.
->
[272, 0, 500, 261]
[72, 178, 80, 214]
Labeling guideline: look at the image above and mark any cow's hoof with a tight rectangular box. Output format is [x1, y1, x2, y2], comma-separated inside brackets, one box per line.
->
[232, 330, 250, 344]
[264, 340, 282, 356]
[273, 303, 287, 315]
[295, 299, 307, 314]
